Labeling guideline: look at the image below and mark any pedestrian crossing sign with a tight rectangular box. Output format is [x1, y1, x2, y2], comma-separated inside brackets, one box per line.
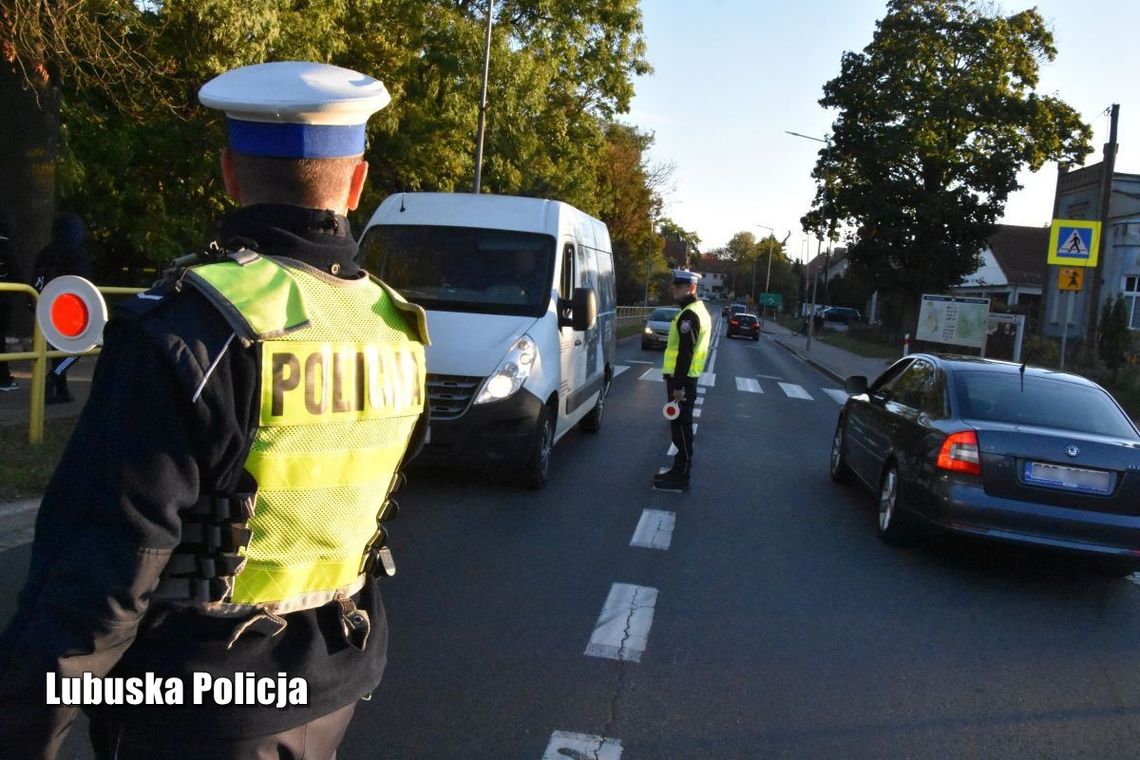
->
[1047, 219, 1100, 267]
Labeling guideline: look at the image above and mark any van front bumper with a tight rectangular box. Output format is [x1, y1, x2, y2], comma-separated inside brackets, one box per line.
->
[417, 389, 545, 470]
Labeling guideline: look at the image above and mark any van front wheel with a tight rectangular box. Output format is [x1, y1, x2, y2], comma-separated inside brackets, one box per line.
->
[521, 406, 555, 489]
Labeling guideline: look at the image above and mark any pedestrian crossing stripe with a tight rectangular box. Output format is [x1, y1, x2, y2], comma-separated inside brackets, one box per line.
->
[632, 368, 844, 404]
[736, 377, 762, 393]
[777, 382, 813, 400]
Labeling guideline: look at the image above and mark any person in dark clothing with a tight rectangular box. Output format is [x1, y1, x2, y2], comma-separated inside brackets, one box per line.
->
[0, 62, 427, 760]
[32, 212, 94, 402]
[0, 223, 18, 391]
[654, 270, 711, 493]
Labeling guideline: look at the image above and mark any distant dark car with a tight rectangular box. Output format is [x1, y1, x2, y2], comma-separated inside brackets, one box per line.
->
[822, 306, 862, 324]
[641, 307, 680, 350]
[722, 302, 748, 318]
[726, 312, 760, 341]
[830, 354, 1140, 573]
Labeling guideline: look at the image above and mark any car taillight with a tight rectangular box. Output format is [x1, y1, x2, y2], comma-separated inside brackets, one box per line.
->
[937, 430, 980, 475]
[730, 319, 739, 325]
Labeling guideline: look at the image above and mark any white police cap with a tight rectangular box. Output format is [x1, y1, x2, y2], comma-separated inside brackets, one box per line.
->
[673, 270, 702, 285]
[199, 61, 391, 159]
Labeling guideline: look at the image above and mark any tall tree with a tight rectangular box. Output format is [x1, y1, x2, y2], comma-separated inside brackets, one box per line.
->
[1, 0, 165, 279]
[807, 0, 1092, 312]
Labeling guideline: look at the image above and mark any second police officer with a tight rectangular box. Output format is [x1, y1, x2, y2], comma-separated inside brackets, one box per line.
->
[0, 61, 428, 759]
[654, 269, 711, 492]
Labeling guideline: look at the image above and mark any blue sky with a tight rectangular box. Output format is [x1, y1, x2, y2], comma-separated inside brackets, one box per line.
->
[624, 0, 1139, 262]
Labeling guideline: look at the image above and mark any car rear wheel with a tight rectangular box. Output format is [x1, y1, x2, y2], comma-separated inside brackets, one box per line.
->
[829, 421, 853, 484]
[520, 405, 555, 489]
[877, 462, 911, 545]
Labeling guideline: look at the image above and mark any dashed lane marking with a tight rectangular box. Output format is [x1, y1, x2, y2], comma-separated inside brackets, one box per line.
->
[542, 731, 623, 760]
[630, 509, 676, 550]
[584, 583, 659, 662]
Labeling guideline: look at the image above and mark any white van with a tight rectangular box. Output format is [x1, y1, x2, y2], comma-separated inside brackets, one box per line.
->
[358, 192, 617, 488]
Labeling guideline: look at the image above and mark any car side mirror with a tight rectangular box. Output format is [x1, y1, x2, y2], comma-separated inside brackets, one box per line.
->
[559, 287, 596, 330]
[845, 375, 868, 395]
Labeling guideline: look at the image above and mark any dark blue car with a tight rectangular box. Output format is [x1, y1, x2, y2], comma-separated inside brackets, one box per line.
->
[830, 354, 1140, 573]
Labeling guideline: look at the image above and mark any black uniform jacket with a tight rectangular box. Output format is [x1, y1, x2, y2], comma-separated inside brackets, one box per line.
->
[0, 204, 417, 757]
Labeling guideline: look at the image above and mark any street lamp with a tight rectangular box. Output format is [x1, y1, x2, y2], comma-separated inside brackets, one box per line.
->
[754, 224, 773, 319]
[784, 130, 831, 352]
[472, 0, 495, 193]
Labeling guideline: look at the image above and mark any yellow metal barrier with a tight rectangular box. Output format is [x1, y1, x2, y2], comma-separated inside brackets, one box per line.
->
[0, 282, 144, 444]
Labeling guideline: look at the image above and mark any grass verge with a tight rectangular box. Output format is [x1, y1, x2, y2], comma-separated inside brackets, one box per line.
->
[0, 419, 76, 502]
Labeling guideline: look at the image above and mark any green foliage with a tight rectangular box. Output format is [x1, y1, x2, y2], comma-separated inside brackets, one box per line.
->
[11, 0, 659, 295]
[1022, 333, 1060, 367]
[811, 0, 1092, 307]
[1098, 295, 1132, 371]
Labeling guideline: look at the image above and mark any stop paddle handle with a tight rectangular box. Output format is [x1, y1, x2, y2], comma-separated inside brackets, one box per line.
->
[36, 275, 108, 353]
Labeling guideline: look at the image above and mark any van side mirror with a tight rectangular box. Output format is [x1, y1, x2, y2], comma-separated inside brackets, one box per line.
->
[559, 287, 596, 330]
[845, 375, 868, 395]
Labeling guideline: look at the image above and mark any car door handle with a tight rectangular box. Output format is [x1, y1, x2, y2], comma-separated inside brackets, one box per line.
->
[574, 339, 583, 346]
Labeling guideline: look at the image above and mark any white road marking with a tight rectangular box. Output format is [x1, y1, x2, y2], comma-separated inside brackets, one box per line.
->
[697, 386, 706, 394]
[706, 349, 718, 373]
[778, 382, 814, 400]
[822, 388, 848, 405]
[736, 377, 762, 393]
[692, 408, 702, 417]
[698, 372, 716, 387]
[630, 509, 676, 550]
[613, 365, 630, 378]
[1127, 573, 1140, 587]
[757, 374, 783, 380]
[542, 732, 623, 760]
[695, 396, 704, 405]
[665, 424, 696, 457]
[585, 583, 659, 662]
[625, 360, 654, 365]
[639, 368, 663, 382]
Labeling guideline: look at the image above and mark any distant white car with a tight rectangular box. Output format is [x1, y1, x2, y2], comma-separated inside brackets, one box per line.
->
[642, 307, 680, 350]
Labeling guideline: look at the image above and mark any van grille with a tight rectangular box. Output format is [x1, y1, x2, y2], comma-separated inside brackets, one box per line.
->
[427, 374, 484, 420]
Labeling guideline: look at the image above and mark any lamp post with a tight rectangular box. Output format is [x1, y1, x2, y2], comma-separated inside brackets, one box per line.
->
[754, 224, 773, 319]
[472, 0, 495, 193]
[785, 130, 831, 352]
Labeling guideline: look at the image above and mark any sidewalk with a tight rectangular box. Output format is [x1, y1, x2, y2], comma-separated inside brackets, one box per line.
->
[762, 319, 897, 384]
[0, 356, 93, 429]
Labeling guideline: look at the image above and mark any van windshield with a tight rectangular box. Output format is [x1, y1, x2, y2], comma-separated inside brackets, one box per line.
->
[358, 225, 556, 317]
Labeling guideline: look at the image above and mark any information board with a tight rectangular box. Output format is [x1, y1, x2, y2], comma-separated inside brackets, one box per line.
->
[915, 295, 990, 349]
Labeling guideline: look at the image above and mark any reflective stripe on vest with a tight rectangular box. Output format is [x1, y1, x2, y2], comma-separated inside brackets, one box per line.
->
[185, 256, 426, 615]
[662, 300, 711, 377]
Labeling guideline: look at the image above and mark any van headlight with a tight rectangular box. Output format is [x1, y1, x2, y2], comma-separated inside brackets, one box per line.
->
[475, 334, 538, 404]
[644, 326, 653, 335]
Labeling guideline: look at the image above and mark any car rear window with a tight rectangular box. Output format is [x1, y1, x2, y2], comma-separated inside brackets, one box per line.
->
[649, 308, 678, 321]
[737, 315, 758, 323]
[953, 371, 1139, 440]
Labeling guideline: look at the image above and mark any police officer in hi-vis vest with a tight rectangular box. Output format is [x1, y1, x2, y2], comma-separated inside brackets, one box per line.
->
[654, 270, 711, 492]
[0, 62, 429, 759]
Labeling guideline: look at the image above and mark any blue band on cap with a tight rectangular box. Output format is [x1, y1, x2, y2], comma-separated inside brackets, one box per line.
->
[227, 118, 365, 158]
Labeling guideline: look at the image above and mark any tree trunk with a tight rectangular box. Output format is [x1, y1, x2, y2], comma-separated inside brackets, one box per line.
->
[0, 63, 59, 333]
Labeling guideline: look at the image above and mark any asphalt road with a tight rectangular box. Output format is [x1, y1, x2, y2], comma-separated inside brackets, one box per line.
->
[4, 315, 1140, 758]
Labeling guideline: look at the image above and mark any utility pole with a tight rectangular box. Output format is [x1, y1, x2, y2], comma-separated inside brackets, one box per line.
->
[1081, 103, 1119, 365]
[785, 130, 832, 352]
[472, 0, 494, 194]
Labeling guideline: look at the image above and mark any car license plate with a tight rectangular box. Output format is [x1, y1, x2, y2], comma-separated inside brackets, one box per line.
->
[1022, 461, 1113, 495]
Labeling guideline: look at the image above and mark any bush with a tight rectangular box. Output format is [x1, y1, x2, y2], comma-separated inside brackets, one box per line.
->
[1022, 333, 1060, 367]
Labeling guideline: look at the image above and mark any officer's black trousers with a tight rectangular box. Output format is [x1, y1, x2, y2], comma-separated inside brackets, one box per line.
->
[90, 701, 357, 760]
[665, 375, 698, 476]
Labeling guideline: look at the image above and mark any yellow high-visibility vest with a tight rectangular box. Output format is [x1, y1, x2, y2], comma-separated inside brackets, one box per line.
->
[182, 254, 427, 615]
[662, 300, 711, 378]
